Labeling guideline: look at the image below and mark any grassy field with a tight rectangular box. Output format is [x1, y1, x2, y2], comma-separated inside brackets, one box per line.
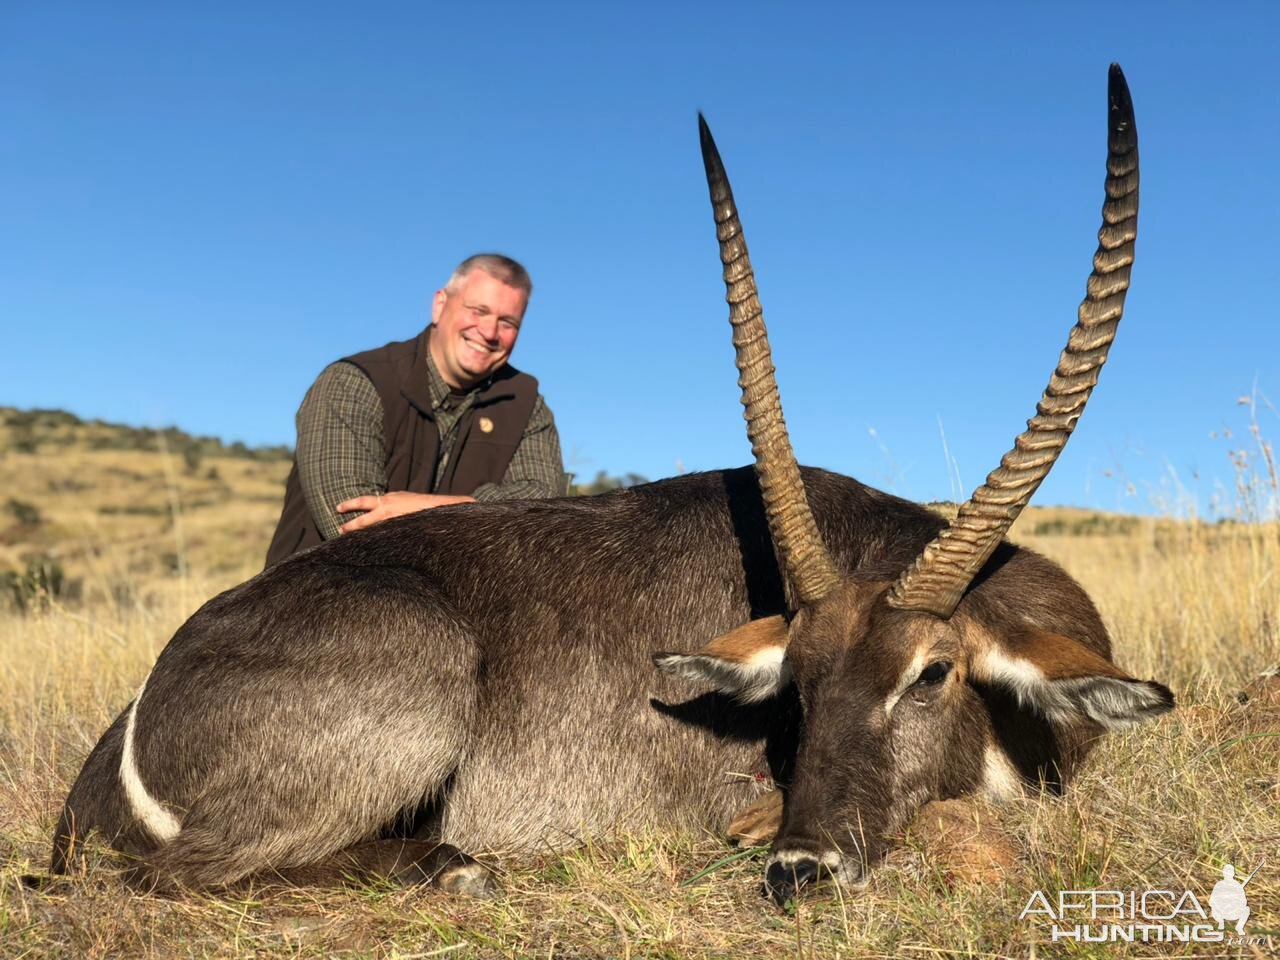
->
[1, 410, 1277, 958]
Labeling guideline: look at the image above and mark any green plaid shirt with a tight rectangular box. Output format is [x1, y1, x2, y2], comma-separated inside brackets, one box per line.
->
[295, 352, 564, 540]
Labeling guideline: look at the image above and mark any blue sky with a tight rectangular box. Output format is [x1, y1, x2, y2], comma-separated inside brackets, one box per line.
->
[3, 2, 1278, 515]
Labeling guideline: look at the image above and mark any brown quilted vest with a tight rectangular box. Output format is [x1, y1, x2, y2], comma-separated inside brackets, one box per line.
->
[265, 327, 538, 566]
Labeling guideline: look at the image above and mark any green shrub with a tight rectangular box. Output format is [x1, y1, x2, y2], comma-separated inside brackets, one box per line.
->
[1, 555, 81, 612]
[6, 498, 42, 528]
[572, 471, 649, 496]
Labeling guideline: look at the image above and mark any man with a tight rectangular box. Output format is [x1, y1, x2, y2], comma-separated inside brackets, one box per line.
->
[1210, 863, 1254, 935]
[266, 253, 564, 566]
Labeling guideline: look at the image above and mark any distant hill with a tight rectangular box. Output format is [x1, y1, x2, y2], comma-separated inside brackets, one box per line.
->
[0, 407, 292, 462]
[1, 407, 293, 604]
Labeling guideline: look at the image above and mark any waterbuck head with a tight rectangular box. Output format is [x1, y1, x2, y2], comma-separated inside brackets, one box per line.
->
[655, 65, 1173, 904]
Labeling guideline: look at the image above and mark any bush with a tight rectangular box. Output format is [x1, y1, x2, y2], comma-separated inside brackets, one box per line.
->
[6, 498, 42, 528]
[1, 555, 81, 612]
[1030, 514, 1140, 537]
[572, 471, 649, 496]
[97, 504, 168, 517]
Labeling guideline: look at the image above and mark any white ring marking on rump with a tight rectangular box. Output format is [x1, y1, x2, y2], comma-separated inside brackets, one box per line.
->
[119, 673, 181, 842]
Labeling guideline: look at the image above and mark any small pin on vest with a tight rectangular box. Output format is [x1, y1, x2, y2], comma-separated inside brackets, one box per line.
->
[478, 416, 494, 434]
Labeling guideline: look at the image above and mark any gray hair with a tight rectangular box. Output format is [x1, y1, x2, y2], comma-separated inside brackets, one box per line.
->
[444, 253, 533, 300]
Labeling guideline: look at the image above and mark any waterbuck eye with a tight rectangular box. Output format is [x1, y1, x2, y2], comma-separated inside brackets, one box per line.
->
[915, 660, 953, 686]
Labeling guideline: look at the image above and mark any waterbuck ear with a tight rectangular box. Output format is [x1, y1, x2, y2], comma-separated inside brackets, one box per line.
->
[653, 615, 791, 703]
[970, 627, 1174, 730]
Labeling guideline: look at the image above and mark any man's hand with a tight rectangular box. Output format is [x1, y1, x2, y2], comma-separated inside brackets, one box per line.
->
[336, 491, 476, 533]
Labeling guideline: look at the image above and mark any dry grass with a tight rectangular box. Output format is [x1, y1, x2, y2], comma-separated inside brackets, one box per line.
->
[1, 436, 1277, 958]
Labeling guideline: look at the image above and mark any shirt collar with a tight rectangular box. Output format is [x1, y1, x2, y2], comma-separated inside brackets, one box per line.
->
[423, 329, 464, 412]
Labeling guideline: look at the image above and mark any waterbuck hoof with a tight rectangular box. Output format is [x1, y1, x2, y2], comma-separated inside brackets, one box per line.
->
[763, 856, 826, 906]
[727, 789, 783, 846]
[435, 862, 498, 899]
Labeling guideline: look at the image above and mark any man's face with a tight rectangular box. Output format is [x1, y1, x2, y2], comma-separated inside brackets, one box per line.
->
[429, 269, 527, 389]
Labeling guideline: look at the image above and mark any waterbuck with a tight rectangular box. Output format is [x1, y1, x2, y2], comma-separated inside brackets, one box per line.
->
[49, 65, 1170, 904]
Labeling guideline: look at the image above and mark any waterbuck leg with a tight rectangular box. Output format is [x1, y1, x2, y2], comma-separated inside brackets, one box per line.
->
[260, 840, 496, 896]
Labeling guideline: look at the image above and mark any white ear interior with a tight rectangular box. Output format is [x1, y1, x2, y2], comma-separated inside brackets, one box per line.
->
[977, 648, 1173, 728]
[653, 646, 791, 703]
[1049, 676, 1175, 729]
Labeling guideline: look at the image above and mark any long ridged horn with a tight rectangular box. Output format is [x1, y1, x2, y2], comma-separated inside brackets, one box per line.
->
[888, 64, 1139, 617]
[699, 114, 841, 606]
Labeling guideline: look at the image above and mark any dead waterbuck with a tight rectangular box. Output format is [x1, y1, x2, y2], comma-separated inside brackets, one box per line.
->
[47, 64, 1170, 903]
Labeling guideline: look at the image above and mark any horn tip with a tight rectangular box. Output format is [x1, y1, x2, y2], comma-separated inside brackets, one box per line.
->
[1105, 64, 1136, 147]
[698, 112, 727, 183]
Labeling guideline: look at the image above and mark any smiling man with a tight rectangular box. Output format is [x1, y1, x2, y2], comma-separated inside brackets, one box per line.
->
[265, 253, 564, 566]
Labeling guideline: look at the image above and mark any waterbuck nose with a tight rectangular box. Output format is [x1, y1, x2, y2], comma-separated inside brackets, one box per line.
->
[764, 856, 821, 906]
